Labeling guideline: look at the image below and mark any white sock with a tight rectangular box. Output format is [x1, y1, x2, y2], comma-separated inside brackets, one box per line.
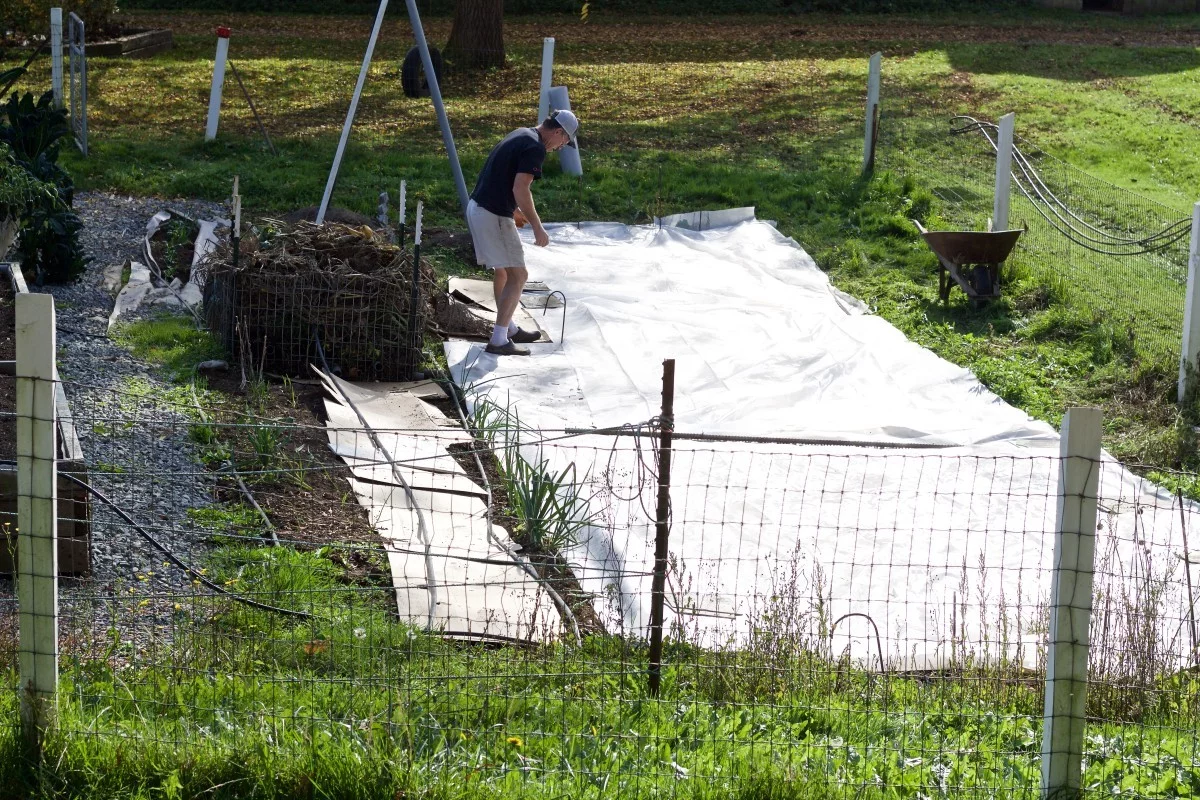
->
[489, 325, 509, 347]
[508, 320, 518, 335]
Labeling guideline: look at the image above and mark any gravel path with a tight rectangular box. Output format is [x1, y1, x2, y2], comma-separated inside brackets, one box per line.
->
[4, 191, 232, 656]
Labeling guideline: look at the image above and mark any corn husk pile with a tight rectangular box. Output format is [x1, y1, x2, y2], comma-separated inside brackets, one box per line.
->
[201, 221, 437, 381]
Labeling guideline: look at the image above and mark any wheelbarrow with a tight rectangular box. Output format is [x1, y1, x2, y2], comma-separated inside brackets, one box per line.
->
[912, 221, 1023, 308]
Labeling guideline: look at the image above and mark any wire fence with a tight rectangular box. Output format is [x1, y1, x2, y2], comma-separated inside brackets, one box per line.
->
[876, 109, 1191, 368]
[2, 372, 1200, 797]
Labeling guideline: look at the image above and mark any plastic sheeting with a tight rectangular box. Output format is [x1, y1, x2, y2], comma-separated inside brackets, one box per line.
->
[445, 212, 1199, 668]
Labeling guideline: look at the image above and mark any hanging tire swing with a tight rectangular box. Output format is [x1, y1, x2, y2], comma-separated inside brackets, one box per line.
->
[401, 46, 443, 98]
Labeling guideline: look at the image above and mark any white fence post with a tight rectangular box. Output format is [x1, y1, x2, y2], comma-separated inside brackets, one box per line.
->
[50, 8, 64, 110]
[16, 293, 59, 757]
[1041, 406, 1102, 800]
[861, 51, 881, 173]
[205, 26, 232, 141]
[993, 112, 1015, 231]
[1178, 202, 1200, 403]
[538, 37, 555, 124]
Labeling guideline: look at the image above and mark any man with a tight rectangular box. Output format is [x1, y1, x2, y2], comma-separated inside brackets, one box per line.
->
[466, 109, 579, 356]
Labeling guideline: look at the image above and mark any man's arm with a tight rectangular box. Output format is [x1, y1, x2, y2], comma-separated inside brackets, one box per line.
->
[513, 172, 549, 247]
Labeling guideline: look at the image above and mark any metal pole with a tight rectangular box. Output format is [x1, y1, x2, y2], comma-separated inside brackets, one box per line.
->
[16, 292, 59, 761]
[317, 0, 389, 225]
[404, 0, 470, 217]
[205, 27, 231, 141]
[228, 59, 277, 156]
[398, 180, 407, 249]
[993, 112, 1015, 231]
[410, 201, 423, 377]
[1041, 406, 1102, 800]
[648, 358, 675, 696]
[50, 9, 64, 110]
[1179, 201, 1200, 403]
[861, 51, 881, 174]
[538, 37, 555, 123]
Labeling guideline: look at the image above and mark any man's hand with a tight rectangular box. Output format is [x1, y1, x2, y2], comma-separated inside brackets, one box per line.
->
[533, 225, 550, 247]
[514, 209, 528, 228]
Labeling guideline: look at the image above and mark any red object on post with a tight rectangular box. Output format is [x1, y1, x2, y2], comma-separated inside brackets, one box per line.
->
[216, 26, 232, 38]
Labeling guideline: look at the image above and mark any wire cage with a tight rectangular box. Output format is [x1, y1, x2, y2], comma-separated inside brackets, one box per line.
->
[202, 225, 436, 382]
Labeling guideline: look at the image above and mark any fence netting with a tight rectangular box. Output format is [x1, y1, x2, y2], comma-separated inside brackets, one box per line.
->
[0, 374, 1197, 797]
[876, 101, 1190, 369]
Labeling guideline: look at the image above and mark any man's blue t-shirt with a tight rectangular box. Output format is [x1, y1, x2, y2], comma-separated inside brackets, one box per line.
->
[470, 128, 545, 218]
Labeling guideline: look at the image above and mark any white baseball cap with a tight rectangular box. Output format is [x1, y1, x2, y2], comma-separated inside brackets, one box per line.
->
[548, 109, 579, 149]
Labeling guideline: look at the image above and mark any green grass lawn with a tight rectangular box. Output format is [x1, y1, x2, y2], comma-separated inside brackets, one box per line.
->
[2, 543, 1198, 800]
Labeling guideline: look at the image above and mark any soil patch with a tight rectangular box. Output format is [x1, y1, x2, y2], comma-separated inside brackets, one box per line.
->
[200, 370, 389, 588]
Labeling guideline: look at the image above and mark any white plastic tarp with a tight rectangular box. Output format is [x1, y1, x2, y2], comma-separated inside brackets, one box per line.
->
[445, 212, 1199, 668]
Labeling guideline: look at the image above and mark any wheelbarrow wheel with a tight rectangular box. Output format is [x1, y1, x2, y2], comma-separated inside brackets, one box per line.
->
[971, 264, 993, 297]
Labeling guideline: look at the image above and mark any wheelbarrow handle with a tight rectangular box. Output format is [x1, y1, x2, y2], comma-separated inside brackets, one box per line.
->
[911, 219, 928, 235]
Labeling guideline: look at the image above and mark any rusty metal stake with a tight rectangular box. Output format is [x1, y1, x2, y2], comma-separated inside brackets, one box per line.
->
[648, 358, 675, 696]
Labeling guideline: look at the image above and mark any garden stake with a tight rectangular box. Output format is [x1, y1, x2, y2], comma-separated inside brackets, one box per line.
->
[410, 200, 423, 377]
[648, 358, 675, 696]
[398, 180, 407, 249]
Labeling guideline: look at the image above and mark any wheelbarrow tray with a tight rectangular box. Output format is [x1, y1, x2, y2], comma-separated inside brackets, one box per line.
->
[912, 222, 1023, 306]
[918, 229, 1023, 268]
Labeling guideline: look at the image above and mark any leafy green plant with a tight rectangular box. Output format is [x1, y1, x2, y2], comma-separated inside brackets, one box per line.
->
[0, 87, 87, 283]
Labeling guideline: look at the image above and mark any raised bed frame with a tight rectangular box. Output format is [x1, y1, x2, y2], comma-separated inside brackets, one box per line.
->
[0, 262, 92, 576]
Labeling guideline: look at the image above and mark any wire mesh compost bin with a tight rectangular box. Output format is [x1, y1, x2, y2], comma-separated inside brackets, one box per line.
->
[202, 222, 435, 381]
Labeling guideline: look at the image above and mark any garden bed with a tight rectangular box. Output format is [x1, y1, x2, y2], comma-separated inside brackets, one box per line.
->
[87, 28, 174, 59]
[0, 263, 91, 576]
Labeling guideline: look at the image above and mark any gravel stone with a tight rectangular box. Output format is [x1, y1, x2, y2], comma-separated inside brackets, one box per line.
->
[3, 191, 235, 655]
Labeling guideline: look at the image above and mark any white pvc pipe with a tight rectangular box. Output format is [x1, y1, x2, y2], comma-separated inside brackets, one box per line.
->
[317, 0, 389, 225]
[398, 179, 406, 227]
[546, 85, 582, 177]
[50, 9, 64, 110]
[538, 38, 555, 124]
[205, 28, 231, 141]
[993, 112, 1015, 231]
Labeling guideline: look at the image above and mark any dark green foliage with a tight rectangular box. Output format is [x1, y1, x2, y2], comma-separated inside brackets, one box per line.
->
[0, 88, 88, 283]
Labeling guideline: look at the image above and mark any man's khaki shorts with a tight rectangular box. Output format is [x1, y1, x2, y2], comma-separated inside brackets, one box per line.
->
[466, 199, 525, 270]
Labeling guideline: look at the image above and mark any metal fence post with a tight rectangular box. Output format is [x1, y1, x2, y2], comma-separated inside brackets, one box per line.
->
[50, 8, 64, 110]
[993, 112, 1015, 231]
[861, 52, 881, 174]
[67, 12, 87, 157]
[404, 0, 470, 218]
[1041, 406, 1102, 800]
[16, 293, 59, 759]
[648, 358, 675, 696]
[538, 37, 555, 124]
[1178, 201, 1200, 403]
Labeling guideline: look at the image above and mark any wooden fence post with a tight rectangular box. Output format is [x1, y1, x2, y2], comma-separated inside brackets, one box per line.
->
[16, 292, 59, 760]
[1041, 406, 1102, 799]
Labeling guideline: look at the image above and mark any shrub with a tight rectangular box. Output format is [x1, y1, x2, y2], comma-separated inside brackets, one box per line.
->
[0, 82, 89, 283]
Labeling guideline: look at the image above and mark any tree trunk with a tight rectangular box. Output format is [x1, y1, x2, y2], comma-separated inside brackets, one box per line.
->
[0, 215, 18, 261]
[443, 0, 506, 70]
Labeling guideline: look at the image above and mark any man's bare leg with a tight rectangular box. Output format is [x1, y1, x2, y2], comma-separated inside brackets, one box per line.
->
[494, 266, 528, 330]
